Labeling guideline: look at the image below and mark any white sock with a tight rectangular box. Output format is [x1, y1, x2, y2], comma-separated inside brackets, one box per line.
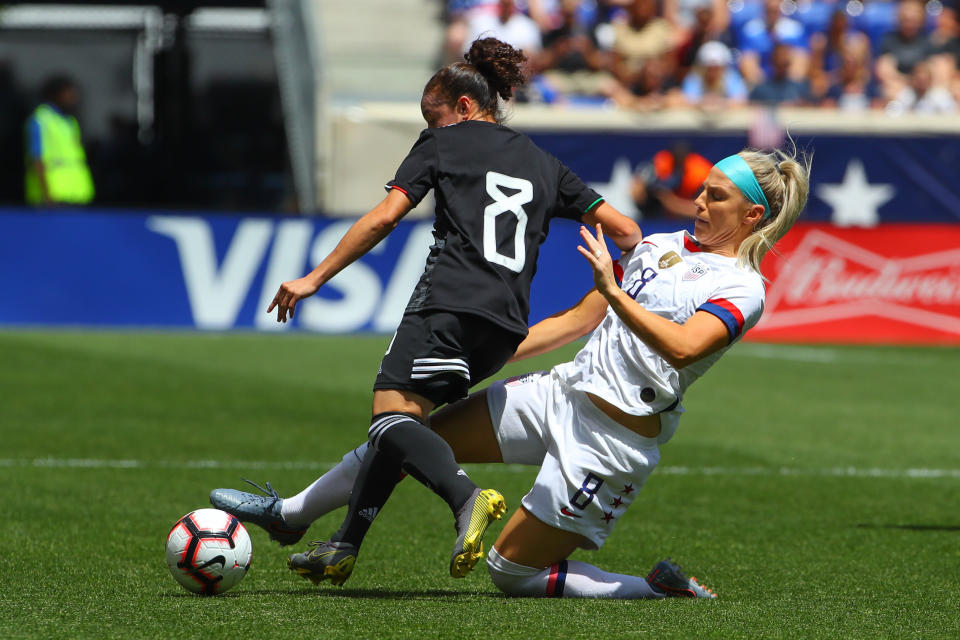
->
[486, 547, 663, 599]
[279, 443, 368, 526]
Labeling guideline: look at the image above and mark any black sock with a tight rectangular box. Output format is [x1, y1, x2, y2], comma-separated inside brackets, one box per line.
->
[369, 411, 477, 514]
[329, 445, 403, 548]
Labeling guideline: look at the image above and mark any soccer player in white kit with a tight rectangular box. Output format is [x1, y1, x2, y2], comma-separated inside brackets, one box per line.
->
[211, 146, 811, 599]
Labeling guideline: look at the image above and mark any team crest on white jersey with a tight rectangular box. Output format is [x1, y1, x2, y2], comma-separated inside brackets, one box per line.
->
[658, 251, 682, 269]
[683, 264, 707, 281]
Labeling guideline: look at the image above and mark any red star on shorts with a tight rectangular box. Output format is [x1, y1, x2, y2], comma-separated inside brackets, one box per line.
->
[610, 496, 623, 508]
[602, 511, 614, 523]
[622, 483, 634, 494]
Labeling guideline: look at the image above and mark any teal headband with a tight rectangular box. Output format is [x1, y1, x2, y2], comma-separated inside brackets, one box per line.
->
[715, 154, 771, 220]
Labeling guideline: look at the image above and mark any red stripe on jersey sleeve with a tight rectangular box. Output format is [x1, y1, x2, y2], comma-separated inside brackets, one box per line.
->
[613, 261, 624, 284]
[705, 298, 745, 330]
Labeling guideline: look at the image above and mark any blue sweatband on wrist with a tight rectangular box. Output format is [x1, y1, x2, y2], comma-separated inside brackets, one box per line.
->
[715, 154, 771, 220]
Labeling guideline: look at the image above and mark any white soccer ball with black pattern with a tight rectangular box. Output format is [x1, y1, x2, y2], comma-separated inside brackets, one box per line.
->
[165, 508, 252, 595]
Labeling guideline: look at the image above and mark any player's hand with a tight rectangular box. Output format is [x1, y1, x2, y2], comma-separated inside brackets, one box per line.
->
[577, 223, 618, 297]
[267, 276, 319, 323]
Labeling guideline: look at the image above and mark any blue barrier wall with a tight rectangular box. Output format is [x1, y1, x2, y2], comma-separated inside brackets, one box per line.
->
[528, 131, 960, 224]
[1, 209, 684, 330]
[5, 128, 957, 331]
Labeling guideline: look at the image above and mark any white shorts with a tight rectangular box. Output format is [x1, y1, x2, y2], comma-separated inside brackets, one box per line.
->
[486, 370, 661, 550]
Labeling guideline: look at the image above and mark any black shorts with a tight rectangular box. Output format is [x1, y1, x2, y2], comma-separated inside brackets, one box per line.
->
[374, 310, 524, 407]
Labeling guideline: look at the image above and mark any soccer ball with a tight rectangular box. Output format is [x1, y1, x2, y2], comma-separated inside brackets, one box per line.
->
[165, 508, 252, 595]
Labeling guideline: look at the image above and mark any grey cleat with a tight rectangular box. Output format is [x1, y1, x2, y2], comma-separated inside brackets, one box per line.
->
[449, 488, 508, 578]
[646, 558, 717, 599]
[209, 479, 307, 547]
[288, 540, 357, 586]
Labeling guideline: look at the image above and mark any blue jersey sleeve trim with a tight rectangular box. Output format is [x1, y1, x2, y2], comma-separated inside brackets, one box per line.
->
[698, 301, 740, 342]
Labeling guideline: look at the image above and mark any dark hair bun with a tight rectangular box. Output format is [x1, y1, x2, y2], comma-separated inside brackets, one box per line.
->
[464, 38, 527, 100]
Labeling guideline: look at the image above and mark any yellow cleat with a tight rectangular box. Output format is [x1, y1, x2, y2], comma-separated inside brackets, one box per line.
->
[288, 540, 357, 587]
[450, 488, 508, 578]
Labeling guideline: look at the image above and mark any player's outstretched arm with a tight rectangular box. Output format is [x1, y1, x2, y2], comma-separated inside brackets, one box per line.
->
[268, 189, 413, 322]
[577, 224, 728, 369]
[582, 201, 642, 251]
[508, 288, 608, 363]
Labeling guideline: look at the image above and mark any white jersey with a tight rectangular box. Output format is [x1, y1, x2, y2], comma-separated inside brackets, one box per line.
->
[553, 230, 765, 443]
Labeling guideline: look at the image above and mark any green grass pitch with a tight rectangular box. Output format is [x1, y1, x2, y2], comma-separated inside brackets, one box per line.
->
[1, 330, 958, 639]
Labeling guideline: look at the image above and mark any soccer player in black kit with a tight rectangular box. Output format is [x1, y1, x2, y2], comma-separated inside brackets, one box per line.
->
[210, 38, 641, 585]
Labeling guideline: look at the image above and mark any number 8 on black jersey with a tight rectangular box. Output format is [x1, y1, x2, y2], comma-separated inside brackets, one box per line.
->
[386, 120, 604, 338]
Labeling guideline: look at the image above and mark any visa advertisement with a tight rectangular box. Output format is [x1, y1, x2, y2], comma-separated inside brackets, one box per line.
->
[1, 210, 622, 332]
[3, 216, 959, 344]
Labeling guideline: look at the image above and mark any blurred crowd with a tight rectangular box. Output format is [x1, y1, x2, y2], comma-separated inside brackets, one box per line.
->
[440, 0, 960, 112]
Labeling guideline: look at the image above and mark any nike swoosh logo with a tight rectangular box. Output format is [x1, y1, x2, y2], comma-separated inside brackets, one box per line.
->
[182, 555, 226, 573]
[559, 507, 582, 518]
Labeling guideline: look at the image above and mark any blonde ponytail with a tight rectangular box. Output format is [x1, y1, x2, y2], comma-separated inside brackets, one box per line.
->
[736, 146, 811, 275]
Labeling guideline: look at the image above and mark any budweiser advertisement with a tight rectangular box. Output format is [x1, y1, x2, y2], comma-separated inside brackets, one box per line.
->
[749, 224, 960, 344]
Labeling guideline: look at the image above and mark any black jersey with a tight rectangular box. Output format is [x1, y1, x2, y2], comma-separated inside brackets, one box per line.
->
[386, 120, 603, 337]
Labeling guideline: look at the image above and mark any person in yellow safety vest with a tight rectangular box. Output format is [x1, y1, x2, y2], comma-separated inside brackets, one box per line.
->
[25, 75, 94, 206]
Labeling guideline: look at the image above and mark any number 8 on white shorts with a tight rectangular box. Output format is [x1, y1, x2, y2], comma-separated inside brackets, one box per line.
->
[488, 370, 661, 550]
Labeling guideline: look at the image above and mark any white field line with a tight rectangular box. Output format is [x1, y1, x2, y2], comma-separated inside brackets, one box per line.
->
[734, 344, 842, 363]
[1, 457, 958, 479]
[731, 343, 958, 365]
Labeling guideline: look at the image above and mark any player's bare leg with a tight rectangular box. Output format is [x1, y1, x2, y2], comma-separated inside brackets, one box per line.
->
[430, 390, 504, 463]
